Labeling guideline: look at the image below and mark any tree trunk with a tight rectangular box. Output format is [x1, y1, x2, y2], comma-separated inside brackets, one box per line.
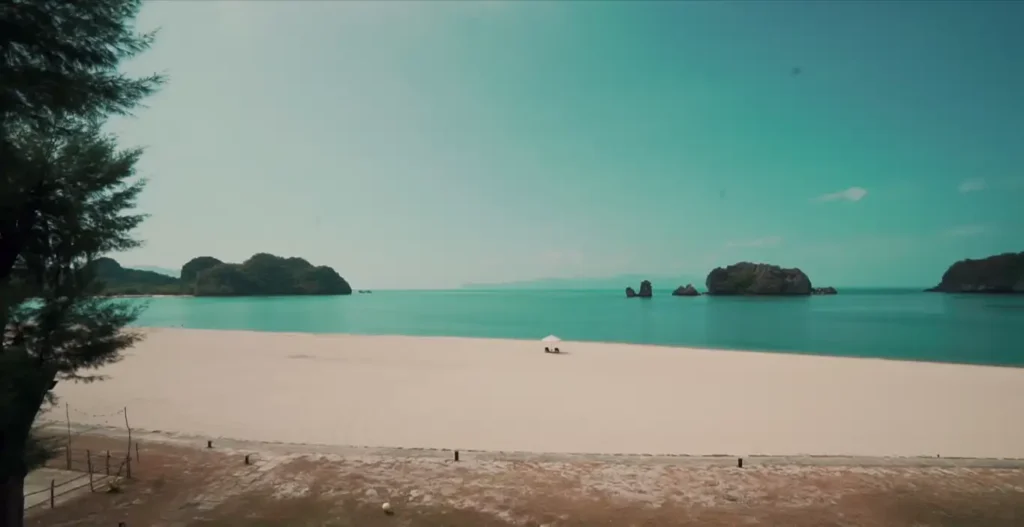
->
[0, 472, 26, 527]
[0, 364, 53, 527]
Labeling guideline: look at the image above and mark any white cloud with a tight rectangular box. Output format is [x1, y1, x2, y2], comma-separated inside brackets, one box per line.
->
[945, 224, 990, 237]
[725, 236, 783, 248]
[957, 178, 987, 193]
[812, 187, 868, 203]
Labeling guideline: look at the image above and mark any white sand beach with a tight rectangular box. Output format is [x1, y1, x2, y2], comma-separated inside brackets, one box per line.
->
[41, 328, 1024, 459]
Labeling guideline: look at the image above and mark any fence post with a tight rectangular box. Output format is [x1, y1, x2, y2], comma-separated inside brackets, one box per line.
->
[105, 450, 110, 475]
[135, 442, 140, 463]
[126, 453, 132, 479]
[87, 450, 94, 492]
[49, 479, 55, 508]
[65, 403, 72, 470]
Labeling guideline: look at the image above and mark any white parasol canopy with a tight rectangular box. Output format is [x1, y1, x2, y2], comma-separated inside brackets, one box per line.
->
[541, 335, 561, 344]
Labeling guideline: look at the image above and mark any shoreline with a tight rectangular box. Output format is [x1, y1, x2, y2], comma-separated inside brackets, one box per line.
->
[43, 328, 1024, 459]
[134, 326, 1024, 370]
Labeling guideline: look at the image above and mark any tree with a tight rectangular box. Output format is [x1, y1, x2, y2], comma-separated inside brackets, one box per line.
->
[1, 0, 162, 278]
[0, 1, 163, 525]
[1, 127, 150, 527]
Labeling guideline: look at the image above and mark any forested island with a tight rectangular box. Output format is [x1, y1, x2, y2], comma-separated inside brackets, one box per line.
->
[927, 251, 1024, 294]
[91, 253, 352, 296]
[625, 262, 839, 297]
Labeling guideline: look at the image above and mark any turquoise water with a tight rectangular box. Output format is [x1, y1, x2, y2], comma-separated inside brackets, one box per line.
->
[130, 289, 1024, 367]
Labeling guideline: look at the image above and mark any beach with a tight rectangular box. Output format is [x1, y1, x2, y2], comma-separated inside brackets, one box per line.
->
[41, 328, 1024, 459]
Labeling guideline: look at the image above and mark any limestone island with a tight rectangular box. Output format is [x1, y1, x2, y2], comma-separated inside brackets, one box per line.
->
[90, 253, 352, 297]
[671, 284, 700, 296]
[625, 280, 653, 298]
[926, 251, 1024, 294]
[705, 262, 837, 296]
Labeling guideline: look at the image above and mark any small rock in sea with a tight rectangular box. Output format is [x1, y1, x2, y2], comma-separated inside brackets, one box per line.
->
[382, 502, 393, 514]
[671, 284, 700, 296]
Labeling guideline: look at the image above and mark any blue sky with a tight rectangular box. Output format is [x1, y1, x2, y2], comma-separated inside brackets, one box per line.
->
[111, 1, 1024, 289]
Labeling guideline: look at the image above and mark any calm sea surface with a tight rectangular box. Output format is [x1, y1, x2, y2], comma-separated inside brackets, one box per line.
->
[129, 289, 1024, 367]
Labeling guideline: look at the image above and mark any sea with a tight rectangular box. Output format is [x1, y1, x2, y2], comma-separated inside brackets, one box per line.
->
[128, 289, 1024, 367]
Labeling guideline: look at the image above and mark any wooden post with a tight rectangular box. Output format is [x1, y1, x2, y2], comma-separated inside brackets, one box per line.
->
[737, 457, 743, 468]
[105, 450, 111, 475]
[454, 450, 459, 462]
[65, 403, 72, 470]
[126, 453, 132, 479]
[49, 479, 55, 508]
[135, 442, 140, 463]
[124, 407, 132, 461]
[87, 450, 94, 492]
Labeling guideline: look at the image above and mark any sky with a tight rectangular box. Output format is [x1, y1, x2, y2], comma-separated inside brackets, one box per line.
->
[110, 0, 1024, 289]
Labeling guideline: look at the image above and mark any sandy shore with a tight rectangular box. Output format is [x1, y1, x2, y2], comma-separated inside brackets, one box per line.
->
[40, 328, 1024, 458]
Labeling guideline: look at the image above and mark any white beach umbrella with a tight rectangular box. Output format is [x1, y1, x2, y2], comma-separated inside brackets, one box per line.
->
[541, 335, 561, 344]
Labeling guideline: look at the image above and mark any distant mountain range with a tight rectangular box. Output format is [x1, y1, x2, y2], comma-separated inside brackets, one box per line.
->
[463, 274, 704, 291]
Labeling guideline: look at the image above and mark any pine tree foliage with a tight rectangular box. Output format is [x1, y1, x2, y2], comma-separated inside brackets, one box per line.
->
[0, 1, 163, 525]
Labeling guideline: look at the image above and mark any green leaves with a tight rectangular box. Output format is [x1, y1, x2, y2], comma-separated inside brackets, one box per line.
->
[0, 0, 165, 129]
[1, 1, 162, 503]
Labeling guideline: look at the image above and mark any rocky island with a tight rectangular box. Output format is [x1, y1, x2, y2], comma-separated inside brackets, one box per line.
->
[926, 251, 1024, 294]
[89, 257, 182, 295]
[671, 284, 700, 296]
[625, 280, 653, 298]
[705, 262, 836, 296]
[90, 253, 352, 296]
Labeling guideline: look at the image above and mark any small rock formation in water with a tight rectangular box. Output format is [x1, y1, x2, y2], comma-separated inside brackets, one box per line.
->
[811, 286, 838, 295]
[626, 280, 653, 298]
[927, 252, 1024, 294]
[671, 284, 700, 296]
[705, 262, 812, 296]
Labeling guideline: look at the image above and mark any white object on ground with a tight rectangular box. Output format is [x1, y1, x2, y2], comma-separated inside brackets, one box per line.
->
[382, 502, 392, 513]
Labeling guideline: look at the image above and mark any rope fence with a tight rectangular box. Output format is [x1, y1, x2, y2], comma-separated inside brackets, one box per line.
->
[24, 447, 134, 510]
[26, 402, 138, 511]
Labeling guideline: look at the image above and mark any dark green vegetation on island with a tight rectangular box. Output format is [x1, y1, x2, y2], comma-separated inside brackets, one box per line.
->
[625, 263, 838, 297]
[91, 254, 353, 296]
[927, 252, 1024, 294]
[706, 262, 818, 296]
[90, 258, 182, 295]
